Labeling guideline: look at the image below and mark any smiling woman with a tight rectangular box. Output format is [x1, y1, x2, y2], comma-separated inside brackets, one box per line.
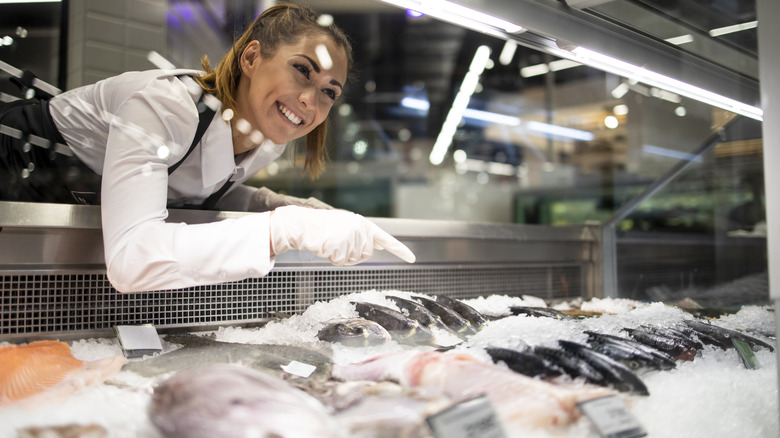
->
[0, 2, 414, 293]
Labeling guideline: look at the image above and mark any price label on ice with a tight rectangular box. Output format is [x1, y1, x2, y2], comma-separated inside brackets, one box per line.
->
[732, 339, 761, 370]
[578, 395, 647, 438]
[426, 395, 507, 438]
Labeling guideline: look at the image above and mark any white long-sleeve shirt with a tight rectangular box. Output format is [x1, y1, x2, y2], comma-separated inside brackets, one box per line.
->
[48, 69, 286, 293]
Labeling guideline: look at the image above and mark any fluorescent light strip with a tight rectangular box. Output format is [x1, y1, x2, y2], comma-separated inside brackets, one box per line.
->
[520, 63, 549, 78]
[642, 144, 703, 162]
[462, 108, 521, 126]
[520, 59, 581, 78]
[0, 0, 60, 3]
[709, 21, 757, 37]
[430, 45, 492, 165]
[380, 0, 523, 40]
[400, 96, 430, 111]
[665, 34, 694, 45]
[570, 46, 763, 120]
[526, 121, 594, 141]
[499, 41, 518, 66]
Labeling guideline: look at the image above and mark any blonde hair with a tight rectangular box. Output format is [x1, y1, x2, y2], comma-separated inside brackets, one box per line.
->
[195, 2, 353, 178]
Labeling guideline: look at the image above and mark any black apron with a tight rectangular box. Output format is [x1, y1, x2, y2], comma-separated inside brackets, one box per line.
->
[0, 74, 227, 209]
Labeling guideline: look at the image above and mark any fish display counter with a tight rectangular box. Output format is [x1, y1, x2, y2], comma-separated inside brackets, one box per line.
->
[0, 290, 777, 438]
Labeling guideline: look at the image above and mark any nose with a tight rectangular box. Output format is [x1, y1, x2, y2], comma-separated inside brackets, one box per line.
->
[299, 85, 316, 108]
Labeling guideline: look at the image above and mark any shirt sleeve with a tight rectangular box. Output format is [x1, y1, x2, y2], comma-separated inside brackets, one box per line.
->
[100, 83, 274, 293]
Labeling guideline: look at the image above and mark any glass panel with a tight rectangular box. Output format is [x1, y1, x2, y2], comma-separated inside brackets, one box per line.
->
[0, 2, 62, 99]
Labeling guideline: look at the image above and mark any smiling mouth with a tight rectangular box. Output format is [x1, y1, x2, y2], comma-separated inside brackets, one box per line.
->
[278, 103, 303, 125]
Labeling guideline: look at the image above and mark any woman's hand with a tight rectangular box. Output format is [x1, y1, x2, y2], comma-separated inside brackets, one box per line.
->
[269, 205, 416, 265]
[249, 187, 333, 212]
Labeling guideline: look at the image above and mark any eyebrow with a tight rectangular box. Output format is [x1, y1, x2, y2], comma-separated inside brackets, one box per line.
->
[297, 54, 344, 91]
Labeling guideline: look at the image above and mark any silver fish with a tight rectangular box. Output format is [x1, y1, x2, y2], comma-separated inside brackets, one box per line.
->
[123, 333, 333, 381]
[317, 318, 392, 347]
[150, 364, 339, 438]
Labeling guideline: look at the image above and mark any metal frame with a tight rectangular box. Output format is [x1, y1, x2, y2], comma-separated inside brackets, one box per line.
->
[0, 202, 599, 340]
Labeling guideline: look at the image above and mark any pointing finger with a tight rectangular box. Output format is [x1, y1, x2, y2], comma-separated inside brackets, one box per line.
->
[370, 224, 416, 263]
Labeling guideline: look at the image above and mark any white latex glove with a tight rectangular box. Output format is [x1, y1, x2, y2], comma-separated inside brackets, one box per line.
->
[249, 187, 333, 212]
[269, 205, 416, 265]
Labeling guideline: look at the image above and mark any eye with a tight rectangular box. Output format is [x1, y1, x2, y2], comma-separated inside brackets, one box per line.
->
[294, 63, 310, 79]
[323, 88, 337, 100]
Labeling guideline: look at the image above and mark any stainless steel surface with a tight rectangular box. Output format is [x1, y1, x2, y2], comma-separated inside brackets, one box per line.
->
[0, 202, 597, 340]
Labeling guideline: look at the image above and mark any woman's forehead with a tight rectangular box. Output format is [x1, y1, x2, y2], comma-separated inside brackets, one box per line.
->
[278, 34, 348, 82]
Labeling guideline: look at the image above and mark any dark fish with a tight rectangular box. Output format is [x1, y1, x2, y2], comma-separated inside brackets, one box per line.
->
[317, 318, 392, 347]
[584, 331, 676, 371]
[411, 295, 477, 339]
[122, 333, 333, 381]
[509, 306, 575, 321]
[559, 340, 649, 395]
[150, 364, 340, 438]
[532, 345, 605, 384]
[353, 302, 437, 346]
[485, 346, 562, 379]
[432, 295, 488, 330]
[683, 319, 775, 352]
[385, 295, 454, 334]
[623, 327, 698, 361]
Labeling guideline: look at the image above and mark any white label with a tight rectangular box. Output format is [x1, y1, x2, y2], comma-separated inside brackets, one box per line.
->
[114, 325, 163, 351]
[578, 395, 647, 438]
[426, 396, 507, 438]
[280, 360, 316, 378]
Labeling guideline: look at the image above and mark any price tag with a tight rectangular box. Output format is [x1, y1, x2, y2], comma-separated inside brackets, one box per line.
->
[114, 324, 163, 359]
[578, 395, 647, 438]
[281, 360, 317, 378]
[732, 339, 761, 370]
[426, 395, 507, 438]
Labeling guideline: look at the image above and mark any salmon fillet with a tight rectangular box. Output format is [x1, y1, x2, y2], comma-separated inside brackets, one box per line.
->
[0, 340, 127, 407]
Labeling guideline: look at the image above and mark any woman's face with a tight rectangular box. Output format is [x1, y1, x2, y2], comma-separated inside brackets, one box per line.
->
[234, 34, 348, 150]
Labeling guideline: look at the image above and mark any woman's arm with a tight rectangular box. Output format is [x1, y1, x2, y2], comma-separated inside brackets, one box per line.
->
[100, 86, 275, 293]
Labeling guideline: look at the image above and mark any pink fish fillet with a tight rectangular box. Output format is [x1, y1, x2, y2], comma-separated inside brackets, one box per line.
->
[332, 350, 614, 429]
[0, 340, 127, 407]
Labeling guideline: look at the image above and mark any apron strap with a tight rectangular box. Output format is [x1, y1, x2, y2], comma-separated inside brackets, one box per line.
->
[168, 90, 215, 175]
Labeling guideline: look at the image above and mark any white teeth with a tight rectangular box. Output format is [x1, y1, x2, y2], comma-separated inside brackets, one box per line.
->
[278, 104, 302, 125]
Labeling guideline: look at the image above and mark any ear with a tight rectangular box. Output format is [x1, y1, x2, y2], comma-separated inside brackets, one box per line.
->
[240, 40, 262, 75]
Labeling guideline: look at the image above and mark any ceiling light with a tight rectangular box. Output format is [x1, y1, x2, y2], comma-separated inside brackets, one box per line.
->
[709, 21, 757, 37]
[520, 63, 550, 78]
[569, 46, 762, 120]
[380, 0, 524, 40]
[499, 41, 518, 66]
[0, 0, 61, 3]
[526, 121, 594, 141]
[430, 45, 492, 165]
[665, 34, 694, 45]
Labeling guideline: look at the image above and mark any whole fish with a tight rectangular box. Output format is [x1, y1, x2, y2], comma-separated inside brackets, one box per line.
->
[122, 333, 332, 380]
[683, 319, 775, 352]
[385, 295, 453, 334]
[485, 346, 562, 379]
[432, 295, 488, 330]
[150, 364, 340, 438]
[558, 340, 649, 395]
[412, 295, 477, 339]
[317, 318, 392, 347]
[353, 301, 437, 346]
[0, 340, 126, 407]
[510, 306, 575, 321]
[623, 327, 698, 361]
[533, 345, 605, 384]
[584, 331, 676, 371]
[332, 350, 613, 429]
